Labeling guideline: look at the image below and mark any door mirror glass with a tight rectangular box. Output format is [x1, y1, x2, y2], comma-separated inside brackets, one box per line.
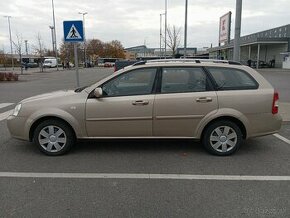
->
[94, 87, 103, 98]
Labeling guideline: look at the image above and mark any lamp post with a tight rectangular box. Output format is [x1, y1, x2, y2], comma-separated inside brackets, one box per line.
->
[51, 0, 59, 70]
[4, 15, 14, 70]
[24, 40, 28, 55]
[49, 26, 55, 53]
[233, 0, 242, 62]
[160, 13, 165, 58]
[79, 12, 87, 67]
[164, 0, 168, 59]
[184, 0, 188, 58]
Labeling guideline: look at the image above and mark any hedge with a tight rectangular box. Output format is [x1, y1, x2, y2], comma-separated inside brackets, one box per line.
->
[0, 72, 19, 81]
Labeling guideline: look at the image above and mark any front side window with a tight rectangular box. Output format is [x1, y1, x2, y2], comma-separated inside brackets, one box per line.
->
[161, 67, 207, 93]
[207, 67, 258, 90]
[102, 68, 157, 97]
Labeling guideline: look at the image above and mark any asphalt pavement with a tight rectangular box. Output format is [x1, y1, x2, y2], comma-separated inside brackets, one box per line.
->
[0, 67, 289, 217]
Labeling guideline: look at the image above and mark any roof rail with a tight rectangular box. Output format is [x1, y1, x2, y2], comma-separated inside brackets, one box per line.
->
[146, 59, 242, 65]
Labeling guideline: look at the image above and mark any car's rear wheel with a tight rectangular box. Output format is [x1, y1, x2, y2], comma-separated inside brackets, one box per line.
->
[202, 120, 242, 156]
[33, 119, 75, 156]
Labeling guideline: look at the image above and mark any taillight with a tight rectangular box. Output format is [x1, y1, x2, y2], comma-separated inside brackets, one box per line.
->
[272, 91, 279, 114]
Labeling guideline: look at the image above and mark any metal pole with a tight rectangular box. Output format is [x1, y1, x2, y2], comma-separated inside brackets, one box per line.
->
[160, 14, 162, 59]
[74, 44, 80, 87]
[184, 0, 188, 58]
[52, 0, 59, 70]
[4, 16, 14, 70]
[256, 43, 260, 69]
[159, 13, 165, 58]
[24, 40, 28, 55]
[233, 0, 242, 62]
[164, 0, 167, 59]
[79, 12, 87, 67]
[49, 26, 54, 52]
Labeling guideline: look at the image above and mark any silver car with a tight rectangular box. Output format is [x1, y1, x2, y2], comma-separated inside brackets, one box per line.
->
[7, 59, 282, 156]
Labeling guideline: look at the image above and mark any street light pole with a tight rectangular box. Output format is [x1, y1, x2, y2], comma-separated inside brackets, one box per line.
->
[184, 0, 188, 58]
[233, 0, 242, 62]
[79, 12, 88, 67]
[24, 40, 28, 55]
[160, 13, 165, 59]
[4, 16, 14, 70]
[164, 0, 167, 59]
[52, 0, 59, 70]
[49, 26, 54, 53]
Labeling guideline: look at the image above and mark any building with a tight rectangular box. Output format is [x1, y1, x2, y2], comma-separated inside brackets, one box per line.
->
[209, 24, 290, 68]
[125, 45, 155, 58]
[125, 45, 197, 59]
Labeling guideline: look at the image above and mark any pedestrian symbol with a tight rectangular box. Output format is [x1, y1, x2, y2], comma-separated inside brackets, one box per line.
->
[66, 24, 82, 40]
[63, 20, 84, 42]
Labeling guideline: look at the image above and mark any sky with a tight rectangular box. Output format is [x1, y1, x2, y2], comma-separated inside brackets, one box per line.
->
[0, 0, 290, 54]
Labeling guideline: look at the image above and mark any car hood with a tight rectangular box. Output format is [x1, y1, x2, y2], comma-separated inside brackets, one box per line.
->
[21, 90, 76, 104]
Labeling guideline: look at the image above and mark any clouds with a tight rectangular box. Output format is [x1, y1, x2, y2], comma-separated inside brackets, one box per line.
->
[0, 0, 290, 53]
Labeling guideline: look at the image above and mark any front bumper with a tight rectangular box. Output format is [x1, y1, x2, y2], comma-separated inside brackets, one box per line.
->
[7, 115, 29, 141]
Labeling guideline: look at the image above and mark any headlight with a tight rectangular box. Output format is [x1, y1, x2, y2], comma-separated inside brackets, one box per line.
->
[12, 104, 22, 116]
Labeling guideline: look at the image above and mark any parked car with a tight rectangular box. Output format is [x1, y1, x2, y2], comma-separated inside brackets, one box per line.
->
[21, 62, 39, 69]
[7, 59, 282, 156]
[27, 62, 39, 68]
[43, 58, 57, 68]
[104, 62, 115, 67]
[114, 60, 138, 72]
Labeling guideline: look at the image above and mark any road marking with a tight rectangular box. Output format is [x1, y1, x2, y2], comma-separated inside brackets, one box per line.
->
[273, 134, 290, 145]
[0, 172, 290, 181]
[0, 103, 14, 109]
[0, 109, 14, 121]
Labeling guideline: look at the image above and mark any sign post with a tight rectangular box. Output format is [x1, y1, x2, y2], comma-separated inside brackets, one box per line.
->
[63, 20, 84, 87]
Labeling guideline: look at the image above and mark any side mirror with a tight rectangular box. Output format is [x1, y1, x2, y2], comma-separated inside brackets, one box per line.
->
[94, 87, 103, 98]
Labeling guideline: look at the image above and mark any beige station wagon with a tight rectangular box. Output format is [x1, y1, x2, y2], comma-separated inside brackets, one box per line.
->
[7, 59, 282, 156]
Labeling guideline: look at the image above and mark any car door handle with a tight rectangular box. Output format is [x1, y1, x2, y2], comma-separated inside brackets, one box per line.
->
[196, 97, 213, 103]
[132, 100, 149, 106]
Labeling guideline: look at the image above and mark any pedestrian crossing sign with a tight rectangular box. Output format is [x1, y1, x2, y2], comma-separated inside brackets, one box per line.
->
[63, 20, 84, 42]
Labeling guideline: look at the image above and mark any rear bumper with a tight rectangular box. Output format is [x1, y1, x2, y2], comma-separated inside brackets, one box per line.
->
[247, 113, 282, 138]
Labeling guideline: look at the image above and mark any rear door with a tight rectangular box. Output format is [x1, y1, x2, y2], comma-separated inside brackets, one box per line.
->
[153, 67, 218, 137]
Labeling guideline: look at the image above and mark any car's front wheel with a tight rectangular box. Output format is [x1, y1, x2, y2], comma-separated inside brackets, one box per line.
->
[33, 119, 75, 156]
[202, 120, 242, 156]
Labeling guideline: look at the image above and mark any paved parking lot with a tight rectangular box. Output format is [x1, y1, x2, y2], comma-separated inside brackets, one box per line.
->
[0, 67, 289, 217]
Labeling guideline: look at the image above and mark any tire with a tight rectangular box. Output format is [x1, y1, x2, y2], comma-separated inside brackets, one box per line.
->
[33, 119, 75, 156]
[202, 120, 243, 156]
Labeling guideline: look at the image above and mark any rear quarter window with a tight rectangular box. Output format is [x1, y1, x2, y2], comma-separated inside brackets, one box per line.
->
[207, 67, 258, 90]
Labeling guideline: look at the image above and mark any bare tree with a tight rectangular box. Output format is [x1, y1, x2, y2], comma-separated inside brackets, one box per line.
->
[12, 33, 24, 74]
[32, 33, 46, 72]
[165, 25, 181, 57]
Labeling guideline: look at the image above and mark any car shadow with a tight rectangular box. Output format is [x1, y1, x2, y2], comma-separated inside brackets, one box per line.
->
[72, 139, 205, 155]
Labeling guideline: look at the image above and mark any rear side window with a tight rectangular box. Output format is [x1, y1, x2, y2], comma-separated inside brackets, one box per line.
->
[207, 67, 258, 90]
[161, 67, 208, 93]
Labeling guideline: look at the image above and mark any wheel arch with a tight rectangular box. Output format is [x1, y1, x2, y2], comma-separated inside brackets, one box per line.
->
[200, 116, 247, 141]
[29, 116, 76, 142]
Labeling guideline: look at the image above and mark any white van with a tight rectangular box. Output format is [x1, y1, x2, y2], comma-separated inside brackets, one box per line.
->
[43, 58, 57, 68]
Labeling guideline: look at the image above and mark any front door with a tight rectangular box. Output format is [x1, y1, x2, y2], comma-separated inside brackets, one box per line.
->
[86, 67, 157, 137]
